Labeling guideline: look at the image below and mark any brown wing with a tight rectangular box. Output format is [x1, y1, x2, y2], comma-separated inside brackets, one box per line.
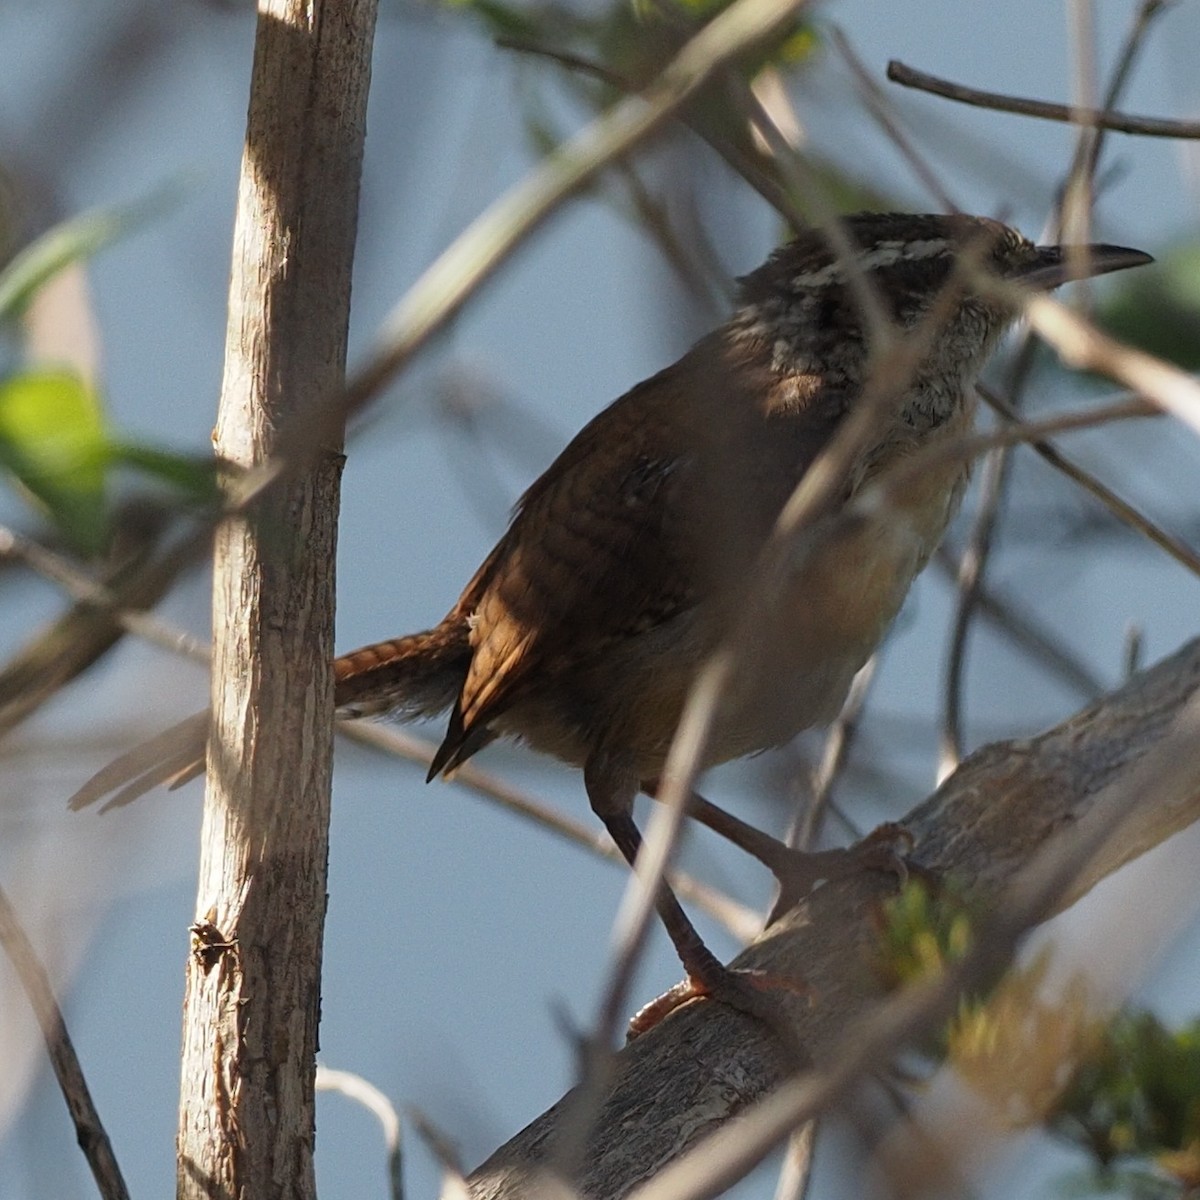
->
[428, 363, 699, 774]
[429, 332, 851, 775]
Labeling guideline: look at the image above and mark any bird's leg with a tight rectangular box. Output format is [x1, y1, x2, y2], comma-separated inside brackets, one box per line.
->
[642, 780, 912, 915]
[586, 755, 728, 990]
[599, 810, 728, 990]
[586, 755, 808, 1040]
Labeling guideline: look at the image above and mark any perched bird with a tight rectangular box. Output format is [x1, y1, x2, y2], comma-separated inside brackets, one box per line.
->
[70, 213, 1151, 1020]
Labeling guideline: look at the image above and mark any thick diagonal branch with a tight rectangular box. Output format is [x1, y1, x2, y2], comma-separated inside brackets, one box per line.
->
[468, 637, 1200, 1200]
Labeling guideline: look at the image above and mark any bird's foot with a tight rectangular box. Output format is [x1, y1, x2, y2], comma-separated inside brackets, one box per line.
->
[769, 822, 916, 917]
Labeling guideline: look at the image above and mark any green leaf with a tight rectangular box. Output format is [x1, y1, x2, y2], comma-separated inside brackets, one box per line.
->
[0, 182, 187, 323]
[0, 369, 111, 554]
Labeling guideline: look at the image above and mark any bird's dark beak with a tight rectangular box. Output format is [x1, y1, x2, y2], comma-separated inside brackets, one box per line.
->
[1020, 243, 1154, 290]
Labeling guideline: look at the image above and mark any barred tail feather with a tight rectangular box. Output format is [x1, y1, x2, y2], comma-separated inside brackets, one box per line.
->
[333, 618, 471, 719]
[68, 711, 209, 811]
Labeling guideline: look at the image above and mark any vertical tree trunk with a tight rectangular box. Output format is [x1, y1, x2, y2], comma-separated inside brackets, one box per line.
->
[176, 4, 377, 1197]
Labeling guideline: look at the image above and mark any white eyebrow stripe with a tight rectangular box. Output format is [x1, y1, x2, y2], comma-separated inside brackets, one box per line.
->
[788, 237, 956, 289]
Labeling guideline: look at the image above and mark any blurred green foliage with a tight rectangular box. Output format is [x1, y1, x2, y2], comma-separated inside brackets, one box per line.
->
[0, 190, 215, 557]
[1051, 1011, 1200, 1198]
[1099, 242, 1200, 372]
[439, 0, 891, 297]
[0, 370, 110, 556]
[875, 885, 1200, 1198]
[874, 877, 975, 990]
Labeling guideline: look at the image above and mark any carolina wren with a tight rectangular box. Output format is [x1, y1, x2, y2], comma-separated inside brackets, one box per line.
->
[71, 213, 1150, 1017]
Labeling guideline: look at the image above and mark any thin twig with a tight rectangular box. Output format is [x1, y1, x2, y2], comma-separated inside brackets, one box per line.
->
[1069, 0, 1171, 194]
[613, 161, 731, 315]
[494, 36, 624, 89]
[977, 382, 1200, 580]
[937, 0, 1164, 778]
[316, 1066, 404, 1200]
[0, 524, 209, 663]
[0, 883, 130, 1200]
[829, 28, 958, 213]
[1024, 292, 1200, 436]
[1060, 0, 1099, 279]
[791, 656, 878, 852]
[933, 545, 1106, 699]
[886, 60, 1200, 139]
[940, 438, 1009, 776]
[341, 723, 762, 942]
[1123, 624, 1145, 680]
[408, 1107, 470, 1200]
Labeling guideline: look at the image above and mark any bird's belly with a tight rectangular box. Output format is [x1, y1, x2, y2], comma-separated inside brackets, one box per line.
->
[709, 470, 963, 764]
[496, 460, 965, 778]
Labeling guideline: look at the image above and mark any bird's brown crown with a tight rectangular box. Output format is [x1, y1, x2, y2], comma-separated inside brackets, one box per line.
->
[736, 213, 1036, 312]
[726, 213, 1043, 426]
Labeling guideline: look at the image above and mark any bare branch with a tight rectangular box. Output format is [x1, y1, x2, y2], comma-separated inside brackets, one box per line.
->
[1024, 293, 1200, 436]
[977, 382, 1200, 580]
[886, 60, 1200, 139]
[494, 37, 625, 89]
[0, 883, 129, 1200]
[939, 438, 1008, 776]
[316, 1066, 404, 1200]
